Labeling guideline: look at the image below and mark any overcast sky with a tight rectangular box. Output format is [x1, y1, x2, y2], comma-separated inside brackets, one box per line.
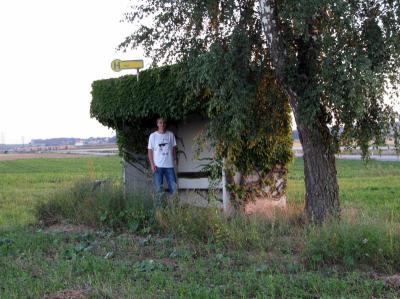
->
[0, 0, 149, 144]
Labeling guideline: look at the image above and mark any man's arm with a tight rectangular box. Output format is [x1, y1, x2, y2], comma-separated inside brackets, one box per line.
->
[173, 146, 178, 167]
[171, 132, 178, 167]
[148, 149, 156, 172]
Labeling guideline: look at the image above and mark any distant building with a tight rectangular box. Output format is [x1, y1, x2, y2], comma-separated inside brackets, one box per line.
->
[74, 140, 84, 146]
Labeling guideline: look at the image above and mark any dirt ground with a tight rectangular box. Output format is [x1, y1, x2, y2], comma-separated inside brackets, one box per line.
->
[0, 153, 88, 161]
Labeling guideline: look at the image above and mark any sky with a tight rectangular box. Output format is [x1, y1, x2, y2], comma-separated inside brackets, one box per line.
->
[0, 0, 150, 144]
[1, 1, 398, 144]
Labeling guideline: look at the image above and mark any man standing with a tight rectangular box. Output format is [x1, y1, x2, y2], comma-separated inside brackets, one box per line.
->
[147, 118, 178, 198]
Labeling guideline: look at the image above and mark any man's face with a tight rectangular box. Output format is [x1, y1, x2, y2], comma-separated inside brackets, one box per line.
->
[157, 119, 166, 132]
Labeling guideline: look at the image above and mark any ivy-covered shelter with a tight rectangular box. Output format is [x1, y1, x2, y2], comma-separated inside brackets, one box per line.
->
[90, 64, 293, 212]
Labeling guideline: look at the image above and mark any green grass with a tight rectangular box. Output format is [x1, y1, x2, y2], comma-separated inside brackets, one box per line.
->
[0, 156, 121, 228]
[1, 228, 398, 298]
[1, 156, 400, 298]
[2, 156, 399, 228]
[287, 158, 400, 220]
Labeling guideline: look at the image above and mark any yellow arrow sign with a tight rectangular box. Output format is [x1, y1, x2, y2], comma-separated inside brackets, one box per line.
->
[111, 59, 144, 72]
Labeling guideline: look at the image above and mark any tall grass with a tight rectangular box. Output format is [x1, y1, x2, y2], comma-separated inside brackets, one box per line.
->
[36, 179, 400, 272]
[304, 217, 400, 272]
[35, 180, 155, 233]
[35, 180, 301, 249]
[157, 201, 305, 250]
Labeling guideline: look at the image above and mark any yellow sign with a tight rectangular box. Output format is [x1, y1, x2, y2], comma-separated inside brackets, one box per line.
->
[111, 59, 144, 72]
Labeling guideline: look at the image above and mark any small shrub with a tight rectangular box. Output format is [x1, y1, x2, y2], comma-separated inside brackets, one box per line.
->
[305, 218, 400, 272]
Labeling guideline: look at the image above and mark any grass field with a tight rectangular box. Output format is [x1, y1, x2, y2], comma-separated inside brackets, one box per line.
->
[288, 158, 400, 220]
[1, 156, 399, 227]
[1, 156, 400, 298]
[0, 157, 122, 228]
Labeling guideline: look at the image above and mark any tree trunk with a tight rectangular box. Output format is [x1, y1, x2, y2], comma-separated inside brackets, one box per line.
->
[296, 120, 340, 223]
[259, 0, 341, 222]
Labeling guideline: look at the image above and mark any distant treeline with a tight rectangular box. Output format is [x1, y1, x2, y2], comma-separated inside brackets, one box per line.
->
[30, 136, 116, 146]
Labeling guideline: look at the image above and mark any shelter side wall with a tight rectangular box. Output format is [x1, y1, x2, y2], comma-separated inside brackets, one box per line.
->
[176, 114, 221, 189]
[123, 158, 153, 197]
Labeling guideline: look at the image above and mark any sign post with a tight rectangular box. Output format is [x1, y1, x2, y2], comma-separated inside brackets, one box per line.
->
[111, 59, 144, 81]
[110, 59, 144, 199]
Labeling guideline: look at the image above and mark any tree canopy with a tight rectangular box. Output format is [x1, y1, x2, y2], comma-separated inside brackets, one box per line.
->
[118, 0, 400, 221]
[120, 0, 399, 157]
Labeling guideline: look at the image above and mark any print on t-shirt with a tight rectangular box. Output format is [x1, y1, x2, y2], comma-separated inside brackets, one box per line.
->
[158, 138, 170, 156]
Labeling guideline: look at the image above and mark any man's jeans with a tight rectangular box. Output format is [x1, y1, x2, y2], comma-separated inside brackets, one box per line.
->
[153, 167, 176, 206]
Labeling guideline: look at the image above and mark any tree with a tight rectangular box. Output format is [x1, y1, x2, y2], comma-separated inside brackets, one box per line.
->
[259, 0, 400, 222]
[119, 0, 399, 222]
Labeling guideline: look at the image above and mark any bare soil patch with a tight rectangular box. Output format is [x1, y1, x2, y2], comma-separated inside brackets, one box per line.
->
[44, 289, 88, 299]
[384, 275, 400, 289]
[44, 224, 92, 234]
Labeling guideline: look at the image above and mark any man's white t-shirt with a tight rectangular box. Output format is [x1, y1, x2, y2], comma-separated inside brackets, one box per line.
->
[147, 131, 177, 168]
